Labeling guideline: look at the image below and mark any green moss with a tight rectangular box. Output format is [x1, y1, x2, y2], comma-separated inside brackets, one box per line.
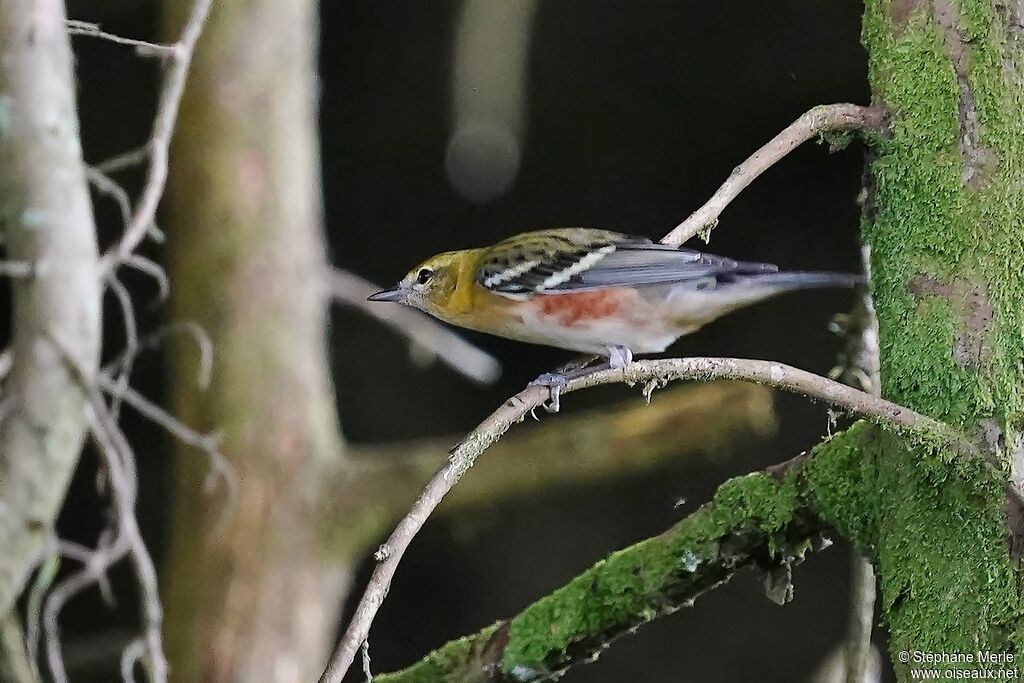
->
[805, 422, 1018, 675]
[500, 473, 803, 676]
[862, 0, 1024, 428]
[851, 5, 1024, 672]
[375, 624, 503, 683]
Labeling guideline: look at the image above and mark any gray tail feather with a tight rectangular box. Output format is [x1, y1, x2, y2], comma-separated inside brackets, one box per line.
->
[740, 271, 865, 290]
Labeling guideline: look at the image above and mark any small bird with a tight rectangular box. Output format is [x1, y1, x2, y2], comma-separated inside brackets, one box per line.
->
[369, 228, 861, 371]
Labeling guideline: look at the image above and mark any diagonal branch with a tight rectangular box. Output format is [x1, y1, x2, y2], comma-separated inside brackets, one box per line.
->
[65, 19, 177, 58]
[373, 455, 825, 682]
[661, 103, 886, 247]
[319, 356, 959, 682]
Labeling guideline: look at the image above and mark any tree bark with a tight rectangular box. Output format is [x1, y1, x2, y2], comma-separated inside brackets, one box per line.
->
[850, 0, 1024, 675]
[161, 0, 348, 681]
[0, 0, 101, 616]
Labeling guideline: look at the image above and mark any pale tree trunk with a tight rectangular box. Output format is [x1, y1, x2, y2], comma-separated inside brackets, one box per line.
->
[161, 0, 349, 681]
[0, 0, 101, 617]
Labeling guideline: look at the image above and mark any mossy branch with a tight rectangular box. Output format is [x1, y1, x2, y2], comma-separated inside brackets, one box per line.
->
[374, 458, 825, 682]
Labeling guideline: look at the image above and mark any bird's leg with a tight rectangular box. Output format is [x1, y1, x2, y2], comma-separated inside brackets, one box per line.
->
[530, 351, 625, 414]
[529, 372, 569, 414]
[529, 356, 608, 414]
[607, 345, 633, 370]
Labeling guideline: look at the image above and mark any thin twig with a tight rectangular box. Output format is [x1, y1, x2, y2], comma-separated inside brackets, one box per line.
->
[105, 275, 139, 421]
[65, 20, 176, 58]
[84, 406, 167, 683]
[40, 351, 168, 683]
[94, 145, 151, 175]
[661, 104, 887, 247]
[95, 374, 234, 501]
[120, 638, 146, 683]
[122, 254, 170, 299]
[102, 321, 214, 391]
[87, 167, 133, 229]
[318, 356, 955, 682]
[323, 268, 501, 384]
[99, 0, 214, 273]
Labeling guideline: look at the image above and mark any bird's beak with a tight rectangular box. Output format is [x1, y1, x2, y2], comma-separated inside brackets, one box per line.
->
[367, 285, 407, 303]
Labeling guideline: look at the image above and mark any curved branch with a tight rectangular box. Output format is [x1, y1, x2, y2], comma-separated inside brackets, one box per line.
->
[319, 356, 949, 682]
[661, 103, 887, 247]
[0, 0, 102, 615]
[374, 456, 825, 682]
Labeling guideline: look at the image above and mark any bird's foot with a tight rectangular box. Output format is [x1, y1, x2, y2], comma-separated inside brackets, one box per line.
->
[607, 345, 633, 370]
[530, 349, 631, 414]
[529, 372, 569, 414]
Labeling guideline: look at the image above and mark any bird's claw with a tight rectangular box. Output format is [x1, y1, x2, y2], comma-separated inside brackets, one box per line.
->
[529, 372, 568, 414]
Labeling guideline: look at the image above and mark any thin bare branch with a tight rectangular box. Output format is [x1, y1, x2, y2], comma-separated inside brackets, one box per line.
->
[86, 167, 133, 230]
[94, 145, 151, 176]
[65, 20, 176, 58]
[323, 267, 500, 384]
[95, 374, 234, 501]
[120, 638, 146, 683]
[84, 407, 166, 683]
[99, 0, 214, 273]
[661, 104, 886, 247]
[318, 356, 954, 682]
[101, 322, 214, 391]
[121, 254, 170, 300]
[105, 275, 139, 420]
[41, 356, 167, 683]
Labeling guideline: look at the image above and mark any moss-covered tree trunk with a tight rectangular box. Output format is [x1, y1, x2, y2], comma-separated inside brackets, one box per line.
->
[161, 0, 348, 681]
[846, 0, 1024, 670]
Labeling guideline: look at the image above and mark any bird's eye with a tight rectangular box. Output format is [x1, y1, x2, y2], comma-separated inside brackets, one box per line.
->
[416, 268, 433, 285]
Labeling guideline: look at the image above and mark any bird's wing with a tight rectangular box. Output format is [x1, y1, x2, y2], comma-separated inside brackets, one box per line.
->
[476, 228, 778, 295]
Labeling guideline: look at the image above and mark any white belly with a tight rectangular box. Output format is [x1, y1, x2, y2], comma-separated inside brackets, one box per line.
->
[507, 299, 680, 355]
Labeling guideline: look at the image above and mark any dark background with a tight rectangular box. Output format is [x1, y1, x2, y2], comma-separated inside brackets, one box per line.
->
[46, 1, 890, 680]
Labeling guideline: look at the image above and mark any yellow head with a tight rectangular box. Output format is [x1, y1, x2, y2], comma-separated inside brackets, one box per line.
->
[367, 249, 482, 319]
